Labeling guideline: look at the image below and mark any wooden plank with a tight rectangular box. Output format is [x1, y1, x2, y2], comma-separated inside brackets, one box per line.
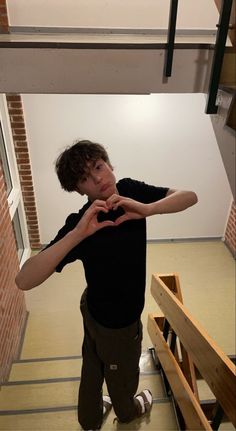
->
[159, 273, 183, 302]
[181, 346, 199, 401]
[151, 274, 236, 427]
[160, 274, 199, 400]
[147, 314, 212, 431]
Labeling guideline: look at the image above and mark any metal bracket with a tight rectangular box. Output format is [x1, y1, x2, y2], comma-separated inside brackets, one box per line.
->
[164, 0, 179, 77]
[205, 0, 233, 114]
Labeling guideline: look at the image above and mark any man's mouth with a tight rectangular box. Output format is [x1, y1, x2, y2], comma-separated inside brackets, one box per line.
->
[100, 184, 110, 193]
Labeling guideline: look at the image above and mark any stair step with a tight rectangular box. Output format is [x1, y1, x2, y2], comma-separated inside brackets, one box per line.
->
[197, 381, 235, 430]
[0, 401, 178, 430]
[219, 424, 236, 430]
[9, 350, 157, 383]
[0, 374, 165, 412]
[197, 379, 215, 401]
[20, 311, 83, 359]
[9, 357, 83, 383]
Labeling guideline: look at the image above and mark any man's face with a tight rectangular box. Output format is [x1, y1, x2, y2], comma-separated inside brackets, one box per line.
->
[76, 159, 117, 202]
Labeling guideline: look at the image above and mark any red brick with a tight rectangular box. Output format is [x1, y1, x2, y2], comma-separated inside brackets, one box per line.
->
[0, 15, 8, 25]
[7, 109, 23, 116]
[17, 158, 30, 165]
[12, 129, 26, 135]
[224, 201, 236, 257]
[20, 175, 32, 181]
[0, 5, 7, 13]
[6, 95, 21, 102]
[10, 116, 24, 122]
[12, 135, 26, 142]
[7, 103, 22, 109]
[15, 146, 29, 153]
[11, 123, 26, 129]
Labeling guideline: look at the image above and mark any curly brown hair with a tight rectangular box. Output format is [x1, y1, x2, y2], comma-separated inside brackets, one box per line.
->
[55, 140, 112, 192]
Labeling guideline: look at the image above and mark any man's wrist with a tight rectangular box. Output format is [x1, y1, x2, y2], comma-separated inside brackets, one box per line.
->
[67, 228, 84, 246]
[146, 202, 162, 216]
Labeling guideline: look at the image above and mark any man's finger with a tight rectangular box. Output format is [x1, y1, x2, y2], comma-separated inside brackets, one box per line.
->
[114, 214, 129, 226]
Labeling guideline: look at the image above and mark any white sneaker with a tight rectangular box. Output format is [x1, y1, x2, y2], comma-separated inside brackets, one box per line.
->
[103, 395, 112, 416]
[135, 389, 153, 416]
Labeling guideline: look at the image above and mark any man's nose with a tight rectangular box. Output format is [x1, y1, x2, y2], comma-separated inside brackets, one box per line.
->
[92, 173, 101, 184]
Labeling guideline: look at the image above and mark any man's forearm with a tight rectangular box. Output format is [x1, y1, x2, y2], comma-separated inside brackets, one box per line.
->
[147, 190, 198, 216]
[15, 228, 83, 291]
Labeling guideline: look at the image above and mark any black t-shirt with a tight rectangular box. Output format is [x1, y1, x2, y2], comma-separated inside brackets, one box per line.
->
[45, 178, 169, 328]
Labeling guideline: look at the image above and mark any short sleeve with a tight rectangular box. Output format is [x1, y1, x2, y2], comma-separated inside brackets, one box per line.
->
[118, 178, 169, 203]
[42, 213, 82, 273]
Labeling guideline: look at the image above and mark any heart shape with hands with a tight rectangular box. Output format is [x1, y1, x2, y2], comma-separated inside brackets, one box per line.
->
[95, 194, 149, 227]
[97, 207, 125, 223]
[77, 194, 149, 239]
[97, 205, 125, 223]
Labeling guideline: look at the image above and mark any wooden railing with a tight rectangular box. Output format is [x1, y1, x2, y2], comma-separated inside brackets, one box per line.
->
[147, 273, 236, 430]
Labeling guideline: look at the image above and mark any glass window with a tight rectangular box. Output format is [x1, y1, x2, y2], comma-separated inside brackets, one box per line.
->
[0, 94, 30, 267]
[12, 209, 24, 262]
[0, 121, 12, 197]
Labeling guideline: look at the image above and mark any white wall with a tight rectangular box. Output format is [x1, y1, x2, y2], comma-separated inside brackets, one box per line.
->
[7, 0, 218, 29]
[22, 94, 232, 244]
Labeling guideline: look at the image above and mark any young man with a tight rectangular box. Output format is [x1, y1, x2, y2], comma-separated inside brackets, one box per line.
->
[16, 140, 198, 431]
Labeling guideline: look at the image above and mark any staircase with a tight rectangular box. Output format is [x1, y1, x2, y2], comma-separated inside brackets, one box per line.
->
[211, 0, 236, 200]
[0, 351, 179, 430]
[1, 351, 234, 430]
[220, 51, 236, 134]
[210, 50, 236, 201]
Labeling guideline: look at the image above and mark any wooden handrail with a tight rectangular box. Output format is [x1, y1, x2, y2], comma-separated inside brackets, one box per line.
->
[150, 273, 236, 428]
[148, 314, 212, 430]
[158, 274, 199, 400]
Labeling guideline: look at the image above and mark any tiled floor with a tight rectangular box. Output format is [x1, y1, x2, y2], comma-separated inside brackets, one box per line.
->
[0, 240, 235, 430]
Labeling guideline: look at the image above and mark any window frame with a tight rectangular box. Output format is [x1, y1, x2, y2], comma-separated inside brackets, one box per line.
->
[0, 94, 30, 267]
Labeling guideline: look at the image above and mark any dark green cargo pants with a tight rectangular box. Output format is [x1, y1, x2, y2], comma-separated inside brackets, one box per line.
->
[78, 289, 143, 430]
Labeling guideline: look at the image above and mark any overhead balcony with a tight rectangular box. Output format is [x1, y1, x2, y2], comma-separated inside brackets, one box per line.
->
[0, 0, 233, 95]
[0, 0, 235, 199]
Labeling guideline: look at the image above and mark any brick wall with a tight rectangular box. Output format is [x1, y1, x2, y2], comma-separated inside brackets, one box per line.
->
[0, 0, 9, 33]
[6, 94, 41, 250]
[0, 2, 29, 386]
[0, 163, 27, 383]
[0, 91, 41, 382]
[224, 201, 236, 258]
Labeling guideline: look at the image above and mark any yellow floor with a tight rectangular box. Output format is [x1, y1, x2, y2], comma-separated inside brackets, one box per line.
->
[0, 240, 235, 430]
[0, 403, 179, 431]
[23, 240, 236, 356]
